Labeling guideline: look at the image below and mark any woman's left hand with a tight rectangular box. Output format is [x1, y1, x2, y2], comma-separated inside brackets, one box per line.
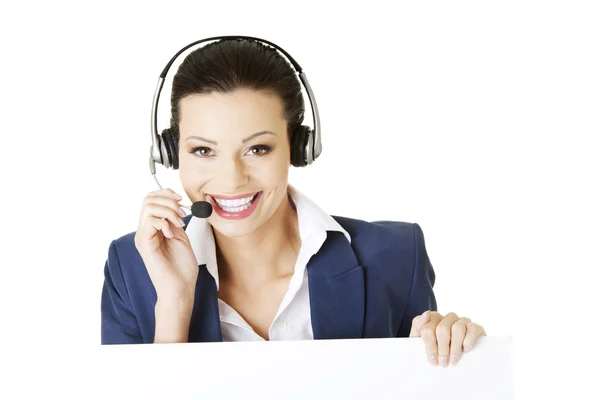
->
[409, 311, 486, 367]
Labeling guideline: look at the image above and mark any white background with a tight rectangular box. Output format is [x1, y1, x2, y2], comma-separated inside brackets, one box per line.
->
[1, 0, 598, 398]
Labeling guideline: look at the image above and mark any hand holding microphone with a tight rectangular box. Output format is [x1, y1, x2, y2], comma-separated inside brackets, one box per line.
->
[134, 188, 201, 300]
[135, 166, 214, 342]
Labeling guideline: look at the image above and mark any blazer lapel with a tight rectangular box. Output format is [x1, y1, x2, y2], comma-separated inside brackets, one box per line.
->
[307, 231, 365, 339]
[182, 215, 222, 342]
[188, 265, 223, 343]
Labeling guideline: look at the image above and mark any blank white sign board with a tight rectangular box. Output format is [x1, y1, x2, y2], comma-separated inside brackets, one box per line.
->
[80, 336, 513, 399]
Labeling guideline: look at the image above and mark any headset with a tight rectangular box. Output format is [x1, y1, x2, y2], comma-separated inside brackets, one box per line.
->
[149, 35, 323, 194]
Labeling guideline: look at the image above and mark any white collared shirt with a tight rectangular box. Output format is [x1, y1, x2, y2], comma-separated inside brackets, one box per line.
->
[185, 184, 351, 341]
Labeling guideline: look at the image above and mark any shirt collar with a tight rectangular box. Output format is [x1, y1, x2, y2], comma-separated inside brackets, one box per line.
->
[185, 184, 351, 291]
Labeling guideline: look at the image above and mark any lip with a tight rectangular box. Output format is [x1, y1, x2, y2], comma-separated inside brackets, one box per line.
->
[208, 191, 260, 200]
[207, 191, 263, 220]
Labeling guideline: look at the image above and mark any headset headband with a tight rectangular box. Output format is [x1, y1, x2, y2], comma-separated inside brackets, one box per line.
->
[149, 35, 322, 172]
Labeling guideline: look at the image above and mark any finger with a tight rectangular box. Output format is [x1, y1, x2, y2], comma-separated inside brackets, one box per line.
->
[449, 317, 471, 366]
[135, 216, 170, 252]
[142, 203, 186, 233]
[435, 312, 460, 366]
[139, 194, 185, 231]
[420, 312, 444, 366]
[146, 215, 175, 241]
[409, 310, 431, 338]
[147, 188, 183, 200]
[143, 195, 187, 219]
[171, 227, 191, 245]
[138, 212, 179, 245]
[463, 322, 486, 352]
[160, 219, 174, 239]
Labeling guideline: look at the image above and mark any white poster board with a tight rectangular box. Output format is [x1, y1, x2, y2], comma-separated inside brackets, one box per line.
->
[80, 336, 513, 399]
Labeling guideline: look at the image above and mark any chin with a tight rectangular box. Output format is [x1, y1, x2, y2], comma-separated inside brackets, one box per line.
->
[210, 219, 261, 238]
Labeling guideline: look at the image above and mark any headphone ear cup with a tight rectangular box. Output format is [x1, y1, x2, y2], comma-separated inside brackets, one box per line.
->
[290, 125, 310, 167]
[161, 128, 179, 170]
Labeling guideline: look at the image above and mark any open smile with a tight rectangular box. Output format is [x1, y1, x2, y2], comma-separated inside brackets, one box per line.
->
[206, 191, 263, 220]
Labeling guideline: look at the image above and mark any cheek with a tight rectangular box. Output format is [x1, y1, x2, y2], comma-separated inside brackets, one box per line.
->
[254, 155, 289, 184]
[179, 166, 194, 184]
[179, 166, 209, 192]
[258, 169, 288, 187]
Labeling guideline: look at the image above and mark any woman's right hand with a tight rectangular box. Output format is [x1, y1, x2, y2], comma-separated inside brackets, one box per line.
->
[134, 188, 199, 302]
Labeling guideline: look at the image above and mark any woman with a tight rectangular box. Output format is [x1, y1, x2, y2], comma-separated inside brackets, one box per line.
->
[101, 37, 486, 367]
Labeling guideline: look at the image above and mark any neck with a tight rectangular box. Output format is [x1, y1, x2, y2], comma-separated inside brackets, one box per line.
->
[213, 189, 301, 291]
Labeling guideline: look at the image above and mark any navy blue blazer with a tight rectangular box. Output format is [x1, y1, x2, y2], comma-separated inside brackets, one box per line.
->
[101, 215, 437, 344]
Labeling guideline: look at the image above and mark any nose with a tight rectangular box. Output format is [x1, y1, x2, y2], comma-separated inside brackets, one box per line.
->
[218, 156, 249, 190]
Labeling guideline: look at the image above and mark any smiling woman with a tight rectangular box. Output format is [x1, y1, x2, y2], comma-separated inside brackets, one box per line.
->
[100, 36, 486, 368]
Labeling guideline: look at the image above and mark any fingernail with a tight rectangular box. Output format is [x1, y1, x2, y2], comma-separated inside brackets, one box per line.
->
[438, 355, 448, 366]
[178, 218, 185, 227]
[179, 207, 186, 217]
[450, 355, 459, 365]
[428, 355, 437, 365]
[175, 193, 182, 200]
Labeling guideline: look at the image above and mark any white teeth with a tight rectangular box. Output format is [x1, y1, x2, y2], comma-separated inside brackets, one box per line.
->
[213, 195, 254, 208]
[220, 203, 252, 213]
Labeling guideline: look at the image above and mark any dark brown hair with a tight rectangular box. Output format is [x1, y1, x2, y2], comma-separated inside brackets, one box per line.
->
[169, 38, 305, 149]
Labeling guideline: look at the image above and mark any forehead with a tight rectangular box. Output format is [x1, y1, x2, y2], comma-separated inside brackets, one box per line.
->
[178, 88, 285, 137]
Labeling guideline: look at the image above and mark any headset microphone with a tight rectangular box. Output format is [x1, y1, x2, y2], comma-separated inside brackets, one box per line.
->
[191, 201, 213, 219]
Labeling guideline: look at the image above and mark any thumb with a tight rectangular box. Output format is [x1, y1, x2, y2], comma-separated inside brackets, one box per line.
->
[409, 310, 431, 338]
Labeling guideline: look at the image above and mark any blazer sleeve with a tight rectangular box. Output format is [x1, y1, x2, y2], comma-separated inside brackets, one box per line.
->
[397, 223, 438, 337]
[101, 239, 144, 344]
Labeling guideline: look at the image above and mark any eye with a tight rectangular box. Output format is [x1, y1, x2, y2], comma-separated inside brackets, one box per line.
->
[190, 145, 272, 158]
[190, 146, 215, 157]
[247, 145, 272, 156]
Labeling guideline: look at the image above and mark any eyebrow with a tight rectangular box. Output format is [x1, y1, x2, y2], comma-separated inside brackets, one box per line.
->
[184, 130, 277, 145]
